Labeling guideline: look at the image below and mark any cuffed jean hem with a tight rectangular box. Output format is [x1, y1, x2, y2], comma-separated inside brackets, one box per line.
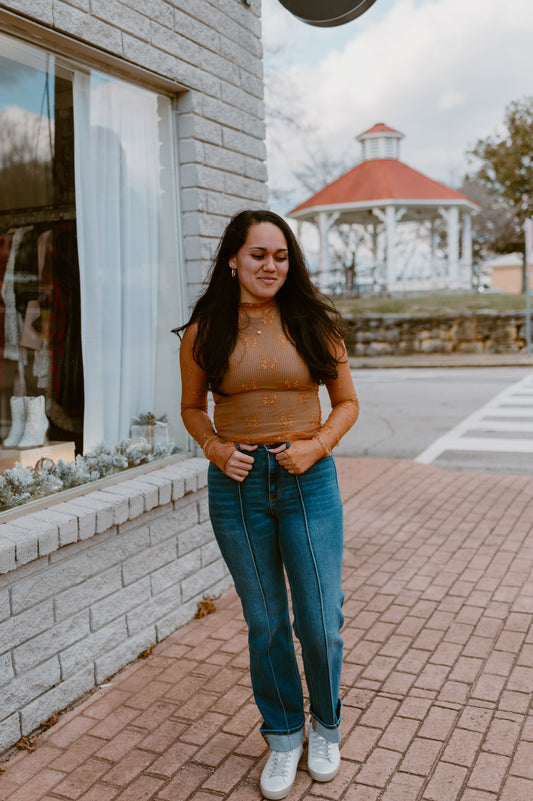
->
[263, 725, 305, 752]
[311, 699, 342, 744]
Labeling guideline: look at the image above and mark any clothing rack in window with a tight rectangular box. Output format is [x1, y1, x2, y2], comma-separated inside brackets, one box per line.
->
[0, 203, 76, 230]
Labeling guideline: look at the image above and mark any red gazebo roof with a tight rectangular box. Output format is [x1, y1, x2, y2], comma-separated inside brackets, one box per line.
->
[289, 158, 475, 217]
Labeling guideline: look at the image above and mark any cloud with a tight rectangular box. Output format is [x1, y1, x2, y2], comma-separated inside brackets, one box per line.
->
[263, 0, 533, 206]
[0, 104, 54, 163]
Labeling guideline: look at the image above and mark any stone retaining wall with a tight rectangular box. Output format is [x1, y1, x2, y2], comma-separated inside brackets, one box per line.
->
[0, 457, 230, 753]
[343, 311, 531, 357]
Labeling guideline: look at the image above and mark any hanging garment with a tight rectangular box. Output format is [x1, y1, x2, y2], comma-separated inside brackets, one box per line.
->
[0, 233, 12, 353]
[48, 221, 83, 433]
[37, 228, 54, 313]
[2, 227, 32, 362]
[0, 233, 13, 386]
[19, 300, 43, 350]
[13, 226, 39, 315]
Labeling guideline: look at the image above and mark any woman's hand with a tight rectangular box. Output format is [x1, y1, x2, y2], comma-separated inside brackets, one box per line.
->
[273, 439, 325, 475]
[224, 444, 257, 481]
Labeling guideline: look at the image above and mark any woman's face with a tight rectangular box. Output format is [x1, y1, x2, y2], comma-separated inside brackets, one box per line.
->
[230, 222, 289, 304]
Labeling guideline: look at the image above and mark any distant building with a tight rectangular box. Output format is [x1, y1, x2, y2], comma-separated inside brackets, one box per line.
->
[484, 254, 524, 294]
[288, 123, 478, 293]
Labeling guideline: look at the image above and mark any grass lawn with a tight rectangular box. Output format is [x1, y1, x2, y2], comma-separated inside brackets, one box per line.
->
[332, 292, 529, 317]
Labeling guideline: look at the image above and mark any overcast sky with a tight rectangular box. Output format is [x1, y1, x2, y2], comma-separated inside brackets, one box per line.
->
[261, 0, 533, 213]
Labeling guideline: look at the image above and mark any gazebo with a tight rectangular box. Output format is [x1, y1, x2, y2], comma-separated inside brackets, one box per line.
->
[288, 123, 479, 292]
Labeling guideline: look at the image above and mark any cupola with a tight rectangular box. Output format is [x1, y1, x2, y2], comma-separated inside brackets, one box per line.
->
[357, 122, 404, 161]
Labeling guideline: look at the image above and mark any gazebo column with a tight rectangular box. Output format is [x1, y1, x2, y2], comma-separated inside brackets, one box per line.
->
[430, 220, 439, 289]
[461, 212, 473, 287]
[318, 212, 328, 288]
[371, 223, 379, 291]
[317, 211, 340, 290]
[372, 206, 395, 291]
[373, 205, 405, 291]
[439, 206, 460, 289]
[384, 206, 397, 291]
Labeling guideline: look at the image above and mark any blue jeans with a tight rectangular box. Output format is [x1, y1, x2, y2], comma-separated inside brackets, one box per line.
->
[208, 444, 344, 751]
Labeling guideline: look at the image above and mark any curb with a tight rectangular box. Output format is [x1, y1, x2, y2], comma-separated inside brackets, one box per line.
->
[349, 354, 533, 369]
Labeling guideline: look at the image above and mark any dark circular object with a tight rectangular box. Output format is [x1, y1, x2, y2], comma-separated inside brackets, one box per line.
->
[34, 456, 56, 474]
[277, 0, 378, 27]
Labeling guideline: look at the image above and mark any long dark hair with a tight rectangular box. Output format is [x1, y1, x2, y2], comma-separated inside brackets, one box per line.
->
[173, 209, 345, 393]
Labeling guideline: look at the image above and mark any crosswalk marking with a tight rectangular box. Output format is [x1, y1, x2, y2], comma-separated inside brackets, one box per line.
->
[415, 372, 533, 464]
[484, 408, 533, 418]
[466, 421, 533, 432]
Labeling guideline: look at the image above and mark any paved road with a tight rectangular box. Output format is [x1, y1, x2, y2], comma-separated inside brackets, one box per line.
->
[322, 366, 533, 475]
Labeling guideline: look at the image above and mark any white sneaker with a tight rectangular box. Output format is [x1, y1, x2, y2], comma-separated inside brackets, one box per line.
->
[260, 744, 303, 800]
[307, 718, 340, 782]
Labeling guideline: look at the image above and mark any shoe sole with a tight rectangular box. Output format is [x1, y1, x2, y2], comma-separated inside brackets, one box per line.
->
[308, 762, 340, 782]
[260, 786, 295, 800]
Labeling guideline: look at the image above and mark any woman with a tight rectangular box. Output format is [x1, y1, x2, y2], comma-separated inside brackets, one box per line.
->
[177, 210, 359, 800]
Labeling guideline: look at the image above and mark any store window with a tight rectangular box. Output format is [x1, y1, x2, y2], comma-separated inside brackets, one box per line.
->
[0, 31, 184, 479]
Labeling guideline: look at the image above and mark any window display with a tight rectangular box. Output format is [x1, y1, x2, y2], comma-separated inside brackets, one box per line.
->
[0, 32, 184, 483]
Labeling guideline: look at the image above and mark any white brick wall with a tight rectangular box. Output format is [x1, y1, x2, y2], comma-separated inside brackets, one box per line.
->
[0, 458, 232, 753]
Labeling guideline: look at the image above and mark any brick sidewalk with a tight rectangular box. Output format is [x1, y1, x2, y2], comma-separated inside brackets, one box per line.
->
[1, 457, 533, 801]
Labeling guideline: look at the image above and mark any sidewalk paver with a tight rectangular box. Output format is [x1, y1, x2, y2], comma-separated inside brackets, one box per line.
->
[1, 457, 532, 801]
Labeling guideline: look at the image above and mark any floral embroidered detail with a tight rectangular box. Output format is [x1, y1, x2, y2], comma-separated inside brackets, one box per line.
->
[262, 392, 280, 409]
[241, 335, 259, 352]
[242, 380, 258, 392]
[260, 357, 279, 372]
[297, 390, 311, 407]
[245, 414, 259, 432]
[263, 307, 277, 328]
[275, 333, 288, 347]
[284, 378, 300, 390]
[280, 412, 295, 431]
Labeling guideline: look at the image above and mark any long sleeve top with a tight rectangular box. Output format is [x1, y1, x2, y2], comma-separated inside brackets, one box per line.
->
[180, 300, 359, 472]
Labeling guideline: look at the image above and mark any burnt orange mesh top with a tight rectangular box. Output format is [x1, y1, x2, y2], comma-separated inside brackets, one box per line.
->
[180, 300, 359, 471]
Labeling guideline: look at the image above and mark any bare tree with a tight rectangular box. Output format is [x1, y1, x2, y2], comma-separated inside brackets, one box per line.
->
[0, 111, 53, 210]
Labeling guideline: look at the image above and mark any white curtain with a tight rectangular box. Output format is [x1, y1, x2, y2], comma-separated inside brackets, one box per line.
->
[73, 72, 160, 452]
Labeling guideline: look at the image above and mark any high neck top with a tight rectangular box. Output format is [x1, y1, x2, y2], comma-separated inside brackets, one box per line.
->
[180, 302, 359, 472]
[215, 302, 318, 443]
[239, 298, 277, 311]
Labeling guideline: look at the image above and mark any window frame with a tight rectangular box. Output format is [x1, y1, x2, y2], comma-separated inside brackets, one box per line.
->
[0, 25, 191, 515]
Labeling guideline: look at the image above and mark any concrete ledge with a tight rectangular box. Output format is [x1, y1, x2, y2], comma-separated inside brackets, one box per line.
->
[0, 456, 231, 753]
[0, 458, 207, 574]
